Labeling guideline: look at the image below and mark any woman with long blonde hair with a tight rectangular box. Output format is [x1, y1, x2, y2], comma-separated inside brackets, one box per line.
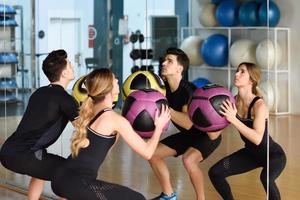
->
[209, 62, 286, 200]
[51, 68, 170, 200]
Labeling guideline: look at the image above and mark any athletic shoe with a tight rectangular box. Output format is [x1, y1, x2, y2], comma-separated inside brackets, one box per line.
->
[150, 192, 177, 200]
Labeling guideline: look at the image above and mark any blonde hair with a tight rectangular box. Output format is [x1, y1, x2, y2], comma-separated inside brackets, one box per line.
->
[71, 68, 114, 157]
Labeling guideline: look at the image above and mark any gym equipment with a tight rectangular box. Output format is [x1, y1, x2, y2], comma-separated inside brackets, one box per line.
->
[239, 1, 260, 26]
[0, 53, 18, 64]
[0, 77, 18, 89]
[72, 75, 118, 105]
[260, 80, 276, 111]
[129, 33, 138, 43]
[192, 77, 211, 88]
[215, 0, 239, 27]
[140, 65, 154, 72]
[188, 84, 235, 132]
[122, 89, 169, 138]
[256, 39, 282, 69]
[129, 49, 153, 60]
[199, 3, 218, 27]
[201, 34, 228, 67]
[131, 65, 140, 73]
[180, 36, 204, 66]
[229, 39, 257, 68]
[0, 4, 16, 14]
[122, 70, 165, 100]
[258, 1, 281, 27]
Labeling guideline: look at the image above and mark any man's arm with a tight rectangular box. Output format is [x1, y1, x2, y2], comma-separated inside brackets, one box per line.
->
[169, 105, 193, 130]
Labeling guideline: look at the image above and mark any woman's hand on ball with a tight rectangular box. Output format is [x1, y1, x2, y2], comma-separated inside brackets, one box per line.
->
[155, 104, 171, 131]
[219, 99, 237, 123]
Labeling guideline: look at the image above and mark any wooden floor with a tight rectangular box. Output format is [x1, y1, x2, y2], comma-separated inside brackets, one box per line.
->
[0, 115, 299, 200]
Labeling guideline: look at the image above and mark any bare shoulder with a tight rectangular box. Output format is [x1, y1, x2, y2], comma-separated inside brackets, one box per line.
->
[253, 98, 269, 117]
[103, 109, 121, 119]
[104, 110, 127, 123]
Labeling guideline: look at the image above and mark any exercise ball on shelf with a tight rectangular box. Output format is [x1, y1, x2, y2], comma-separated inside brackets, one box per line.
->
[215, 0, 240, 27]
[201, 34, 228, 67]
[192, 77, 211, 88]
[239, 1, 260, 26]
[229, 39, 257, 68]
[256, 39, 282, 69]
[180, 36, 204, 66]
[260, 80, 276, 111]
[199, 3, 218, 27]
[258, 1, 281, 27]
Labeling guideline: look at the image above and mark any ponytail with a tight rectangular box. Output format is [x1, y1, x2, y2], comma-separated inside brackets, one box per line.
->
[71, 96, 94, 157]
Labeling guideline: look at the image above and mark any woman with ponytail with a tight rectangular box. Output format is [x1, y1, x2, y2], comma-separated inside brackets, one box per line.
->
[209, 62, 286, 200]
[51, 68, 170, 200]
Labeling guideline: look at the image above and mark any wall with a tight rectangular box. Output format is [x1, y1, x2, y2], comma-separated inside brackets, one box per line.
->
[35, 0, 93, 88]
[123, 0, 175, 81]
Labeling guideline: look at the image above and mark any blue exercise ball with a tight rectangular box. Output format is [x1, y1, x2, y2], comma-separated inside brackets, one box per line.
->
[192, 77, 211, 88]
[239, 1, 260, 26]
[216, 0, 240, 26]
[258, 1, 280, 27]
[201, 34, 228, 67]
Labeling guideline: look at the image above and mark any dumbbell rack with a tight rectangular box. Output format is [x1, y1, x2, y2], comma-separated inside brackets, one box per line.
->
[129, 30, 154, 73]
[0, 4, 19, 103]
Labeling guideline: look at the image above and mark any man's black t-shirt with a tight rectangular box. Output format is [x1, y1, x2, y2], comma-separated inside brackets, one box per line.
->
[1, 84, 79, 154]
[165, 79, 197, 132]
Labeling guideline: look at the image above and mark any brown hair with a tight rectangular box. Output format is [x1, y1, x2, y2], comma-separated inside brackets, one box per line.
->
[237, 62, 262, 96]
[42, 49, 67, 82]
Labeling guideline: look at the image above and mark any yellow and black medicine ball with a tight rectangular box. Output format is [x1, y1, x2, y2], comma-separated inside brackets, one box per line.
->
[122, 70, 166, 100]
[72, 75, 118, 105]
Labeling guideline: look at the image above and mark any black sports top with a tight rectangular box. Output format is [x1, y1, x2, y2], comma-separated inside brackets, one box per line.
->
[165, 79, 201, 133]
[63, 108, 117, 179]
[237, 96, 276, 162]
[1, 84, 78, 154]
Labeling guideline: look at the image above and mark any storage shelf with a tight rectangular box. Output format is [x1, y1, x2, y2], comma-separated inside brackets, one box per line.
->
[182, 27, 290, 115]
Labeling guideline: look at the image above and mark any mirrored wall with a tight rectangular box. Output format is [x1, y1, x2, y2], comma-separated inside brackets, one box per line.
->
[0, 0, 293, 199]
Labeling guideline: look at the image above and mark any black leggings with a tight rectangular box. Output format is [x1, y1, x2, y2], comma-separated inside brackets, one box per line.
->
[209, 147, 286, 200]
[51, 167, 146, 200]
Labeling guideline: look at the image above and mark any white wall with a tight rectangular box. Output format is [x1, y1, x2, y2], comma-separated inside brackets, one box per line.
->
[35, 0, 93, 88]
[123, 0, 175, 81]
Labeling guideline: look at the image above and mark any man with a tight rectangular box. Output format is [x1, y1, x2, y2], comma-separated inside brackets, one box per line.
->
[149, 48, 222, 200]
[0, 49, 79, 200]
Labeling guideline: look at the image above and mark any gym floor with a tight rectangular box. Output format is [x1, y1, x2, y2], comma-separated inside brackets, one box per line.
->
[0, 114, 299, 200]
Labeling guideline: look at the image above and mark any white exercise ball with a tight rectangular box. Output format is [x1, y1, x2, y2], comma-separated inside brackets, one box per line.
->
[229, 39, 257, 68]
[199, 3, 218, 27]
[256, 39, 282, 69]
[180, 36, 204, 66]
[260, 80, 276, 111]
